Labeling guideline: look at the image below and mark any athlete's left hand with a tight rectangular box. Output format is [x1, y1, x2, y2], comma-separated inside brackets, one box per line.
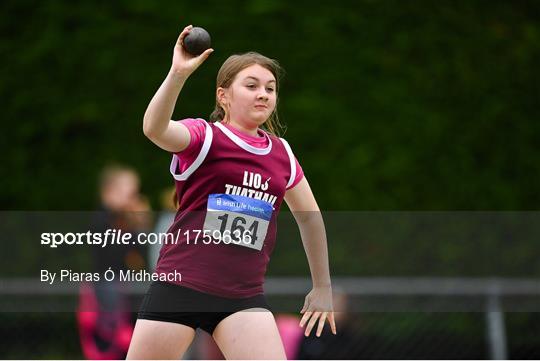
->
[299, 285, 337, 337]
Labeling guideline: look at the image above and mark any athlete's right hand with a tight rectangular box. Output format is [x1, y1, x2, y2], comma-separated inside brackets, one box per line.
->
[171, 25, 214, 78]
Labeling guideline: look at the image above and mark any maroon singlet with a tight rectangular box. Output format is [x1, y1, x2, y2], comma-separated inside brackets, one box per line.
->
[155, 121, 298, 298]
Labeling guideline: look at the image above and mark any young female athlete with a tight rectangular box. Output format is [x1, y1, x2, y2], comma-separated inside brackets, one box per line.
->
[127, 25, 336, 359]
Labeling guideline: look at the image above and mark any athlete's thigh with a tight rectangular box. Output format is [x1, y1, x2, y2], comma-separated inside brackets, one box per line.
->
[212, 308, 286, 360]
[126, 319, 196, 360]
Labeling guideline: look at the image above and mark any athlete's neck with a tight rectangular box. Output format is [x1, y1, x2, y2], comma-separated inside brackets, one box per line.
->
[224, 120, 260, 137]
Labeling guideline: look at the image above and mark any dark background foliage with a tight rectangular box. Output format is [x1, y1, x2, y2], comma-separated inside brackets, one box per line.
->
[3, 1, 539, 211]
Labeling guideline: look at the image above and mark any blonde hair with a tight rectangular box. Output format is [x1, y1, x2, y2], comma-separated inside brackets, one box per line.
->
[161, 186, 177, 211]
[209, 52, 285, 137]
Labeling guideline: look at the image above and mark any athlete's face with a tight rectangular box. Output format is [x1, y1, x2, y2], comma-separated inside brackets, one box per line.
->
[219, 64, 277, 127]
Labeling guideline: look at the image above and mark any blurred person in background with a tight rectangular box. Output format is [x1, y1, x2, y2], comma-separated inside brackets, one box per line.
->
[77, 164, 152, 360]
[148, 186, 177, 271]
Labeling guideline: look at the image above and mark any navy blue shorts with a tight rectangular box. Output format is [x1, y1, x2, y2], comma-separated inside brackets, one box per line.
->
[137, 281, 271, 335]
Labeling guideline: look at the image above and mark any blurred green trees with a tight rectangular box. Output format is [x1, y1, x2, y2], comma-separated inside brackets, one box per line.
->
[3, 1, 539, 210]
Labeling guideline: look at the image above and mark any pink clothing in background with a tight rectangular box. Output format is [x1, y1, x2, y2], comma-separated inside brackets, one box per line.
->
[174, 118, 304, 189]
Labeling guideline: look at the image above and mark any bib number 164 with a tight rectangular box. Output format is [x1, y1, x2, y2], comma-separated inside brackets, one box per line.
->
[203, 210, 268, 251]
[217, 213, 258, 245]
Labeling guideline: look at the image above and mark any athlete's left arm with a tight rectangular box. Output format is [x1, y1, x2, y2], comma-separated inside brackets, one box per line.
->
[284, 177, 337, 337]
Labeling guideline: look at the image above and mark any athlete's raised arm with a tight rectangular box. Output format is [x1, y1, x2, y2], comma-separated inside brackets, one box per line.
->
[143, 25, 213, 153]
[284, 177, 337, 337]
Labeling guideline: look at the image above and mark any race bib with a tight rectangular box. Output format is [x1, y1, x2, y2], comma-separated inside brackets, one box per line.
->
[202, 194, 273, 251]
